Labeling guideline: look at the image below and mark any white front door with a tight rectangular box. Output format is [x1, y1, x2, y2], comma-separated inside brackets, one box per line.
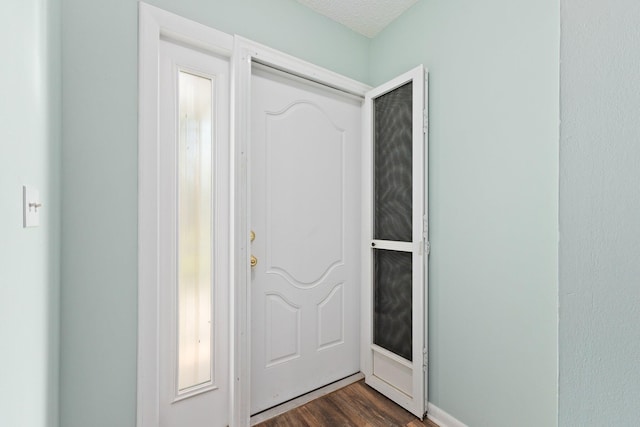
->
[157, 38, 230, 426]
[361, 66, 429, 418]
[249, 65, 362, 415]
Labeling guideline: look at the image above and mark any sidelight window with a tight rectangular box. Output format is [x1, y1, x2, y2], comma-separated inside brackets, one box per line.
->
[177, 70, 214, 392]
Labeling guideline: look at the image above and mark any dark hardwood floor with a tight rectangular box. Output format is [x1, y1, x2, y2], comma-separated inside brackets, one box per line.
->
[255, 380, 439, 427]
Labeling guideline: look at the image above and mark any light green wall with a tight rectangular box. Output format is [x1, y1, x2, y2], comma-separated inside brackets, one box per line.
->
[559, 0, 640, 424]
[59, 1, 368, 426]
[369, 1, 559, 426]
[0, 0, 60, 426]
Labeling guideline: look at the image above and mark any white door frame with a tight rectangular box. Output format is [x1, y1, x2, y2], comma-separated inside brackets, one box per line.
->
[138, 4, 370, 426]
[230, 37, 370, 426]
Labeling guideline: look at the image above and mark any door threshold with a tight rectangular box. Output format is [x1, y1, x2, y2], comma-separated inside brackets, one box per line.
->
[249, 372, 365, 426]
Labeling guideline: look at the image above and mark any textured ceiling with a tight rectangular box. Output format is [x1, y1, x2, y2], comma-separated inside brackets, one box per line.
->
[295, 0, 418, 38]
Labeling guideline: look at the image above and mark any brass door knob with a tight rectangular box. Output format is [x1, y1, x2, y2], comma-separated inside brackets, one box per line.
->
[250, 230, 256, 242]
[250, 255, 258, 267]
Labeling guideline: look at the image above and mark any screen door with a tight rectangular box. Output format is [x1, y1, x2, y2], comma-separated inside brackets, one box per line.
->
[361, 65, 428, 418]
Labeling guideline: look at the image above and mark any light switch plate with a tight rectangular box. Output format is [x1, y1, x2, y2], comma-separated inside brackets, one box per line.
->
[23, 185, 41, 228]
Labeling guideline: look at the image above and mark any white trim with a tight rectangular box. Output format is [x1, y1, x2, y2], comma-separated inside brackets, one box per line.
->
[427, 403, 469, 427]
[235, 36, 370, 97]
[249, 373, 364, 426]
[360, 84, 374, 390]
[229, 38, 252, 427]
[141, 3, 233, 56]
[371, 239, 416, 253]
[137, 3, 233, 426]
[231, 35, 370, 427]
[423, 69, 430, 410]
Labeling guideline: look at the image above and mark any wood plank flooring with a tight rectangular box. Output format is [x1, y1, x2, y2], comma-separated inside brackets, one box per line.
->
[255, 380, 439, 427]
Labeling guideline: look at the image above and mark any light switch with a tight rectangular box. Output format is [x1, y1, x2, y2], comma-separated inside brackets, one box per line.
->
[23, 185, 41, 228]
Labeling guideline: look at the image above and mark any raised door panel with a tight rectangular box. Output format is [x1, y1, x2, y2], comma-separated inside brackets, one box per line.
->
[317, 283, 344, 350]
[264, 101, 345, 288]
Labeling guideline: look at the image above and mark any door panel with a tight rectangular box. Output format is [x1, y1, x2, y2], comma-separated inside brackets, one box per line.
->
[264, 101, 344, 286]
[362, 66, 428, 418]
[264, 293, 300, 366]
[317, 283, 344, 349]
[250, 66, 361, 415]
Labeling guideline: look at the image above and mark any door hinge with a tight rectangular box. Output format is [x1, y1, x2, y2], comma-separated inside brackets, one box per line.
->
[422, 348, 428, 371]
[423, 215, 429, 255]
[422, 215, 428, 238]
[423, 109, 428, 134]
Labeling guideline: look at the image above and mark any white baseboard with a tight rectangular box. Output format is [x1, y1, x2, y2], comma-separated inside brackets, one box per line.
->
[427, 402, 468, 427]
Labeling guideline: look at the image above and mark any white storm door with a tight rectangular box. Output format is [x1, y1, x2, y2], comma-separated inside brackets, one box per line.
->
[361, 66, 428, 418]
[158, 39, 230, 426]
[250, 65, 362, 415]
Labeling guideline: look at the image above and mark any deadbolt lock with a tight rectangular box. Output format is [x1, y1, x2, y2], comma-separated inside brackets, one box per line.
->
[250, 255, 258, 268]
[250, 230, 256, 242]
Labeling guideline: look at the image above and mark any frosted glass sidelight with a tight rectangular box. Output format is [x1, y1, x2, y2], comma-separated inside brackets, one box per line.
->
[177, 71, 214, 392]
[373, 249, 412, 361]
[373, 82, 413, 242]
